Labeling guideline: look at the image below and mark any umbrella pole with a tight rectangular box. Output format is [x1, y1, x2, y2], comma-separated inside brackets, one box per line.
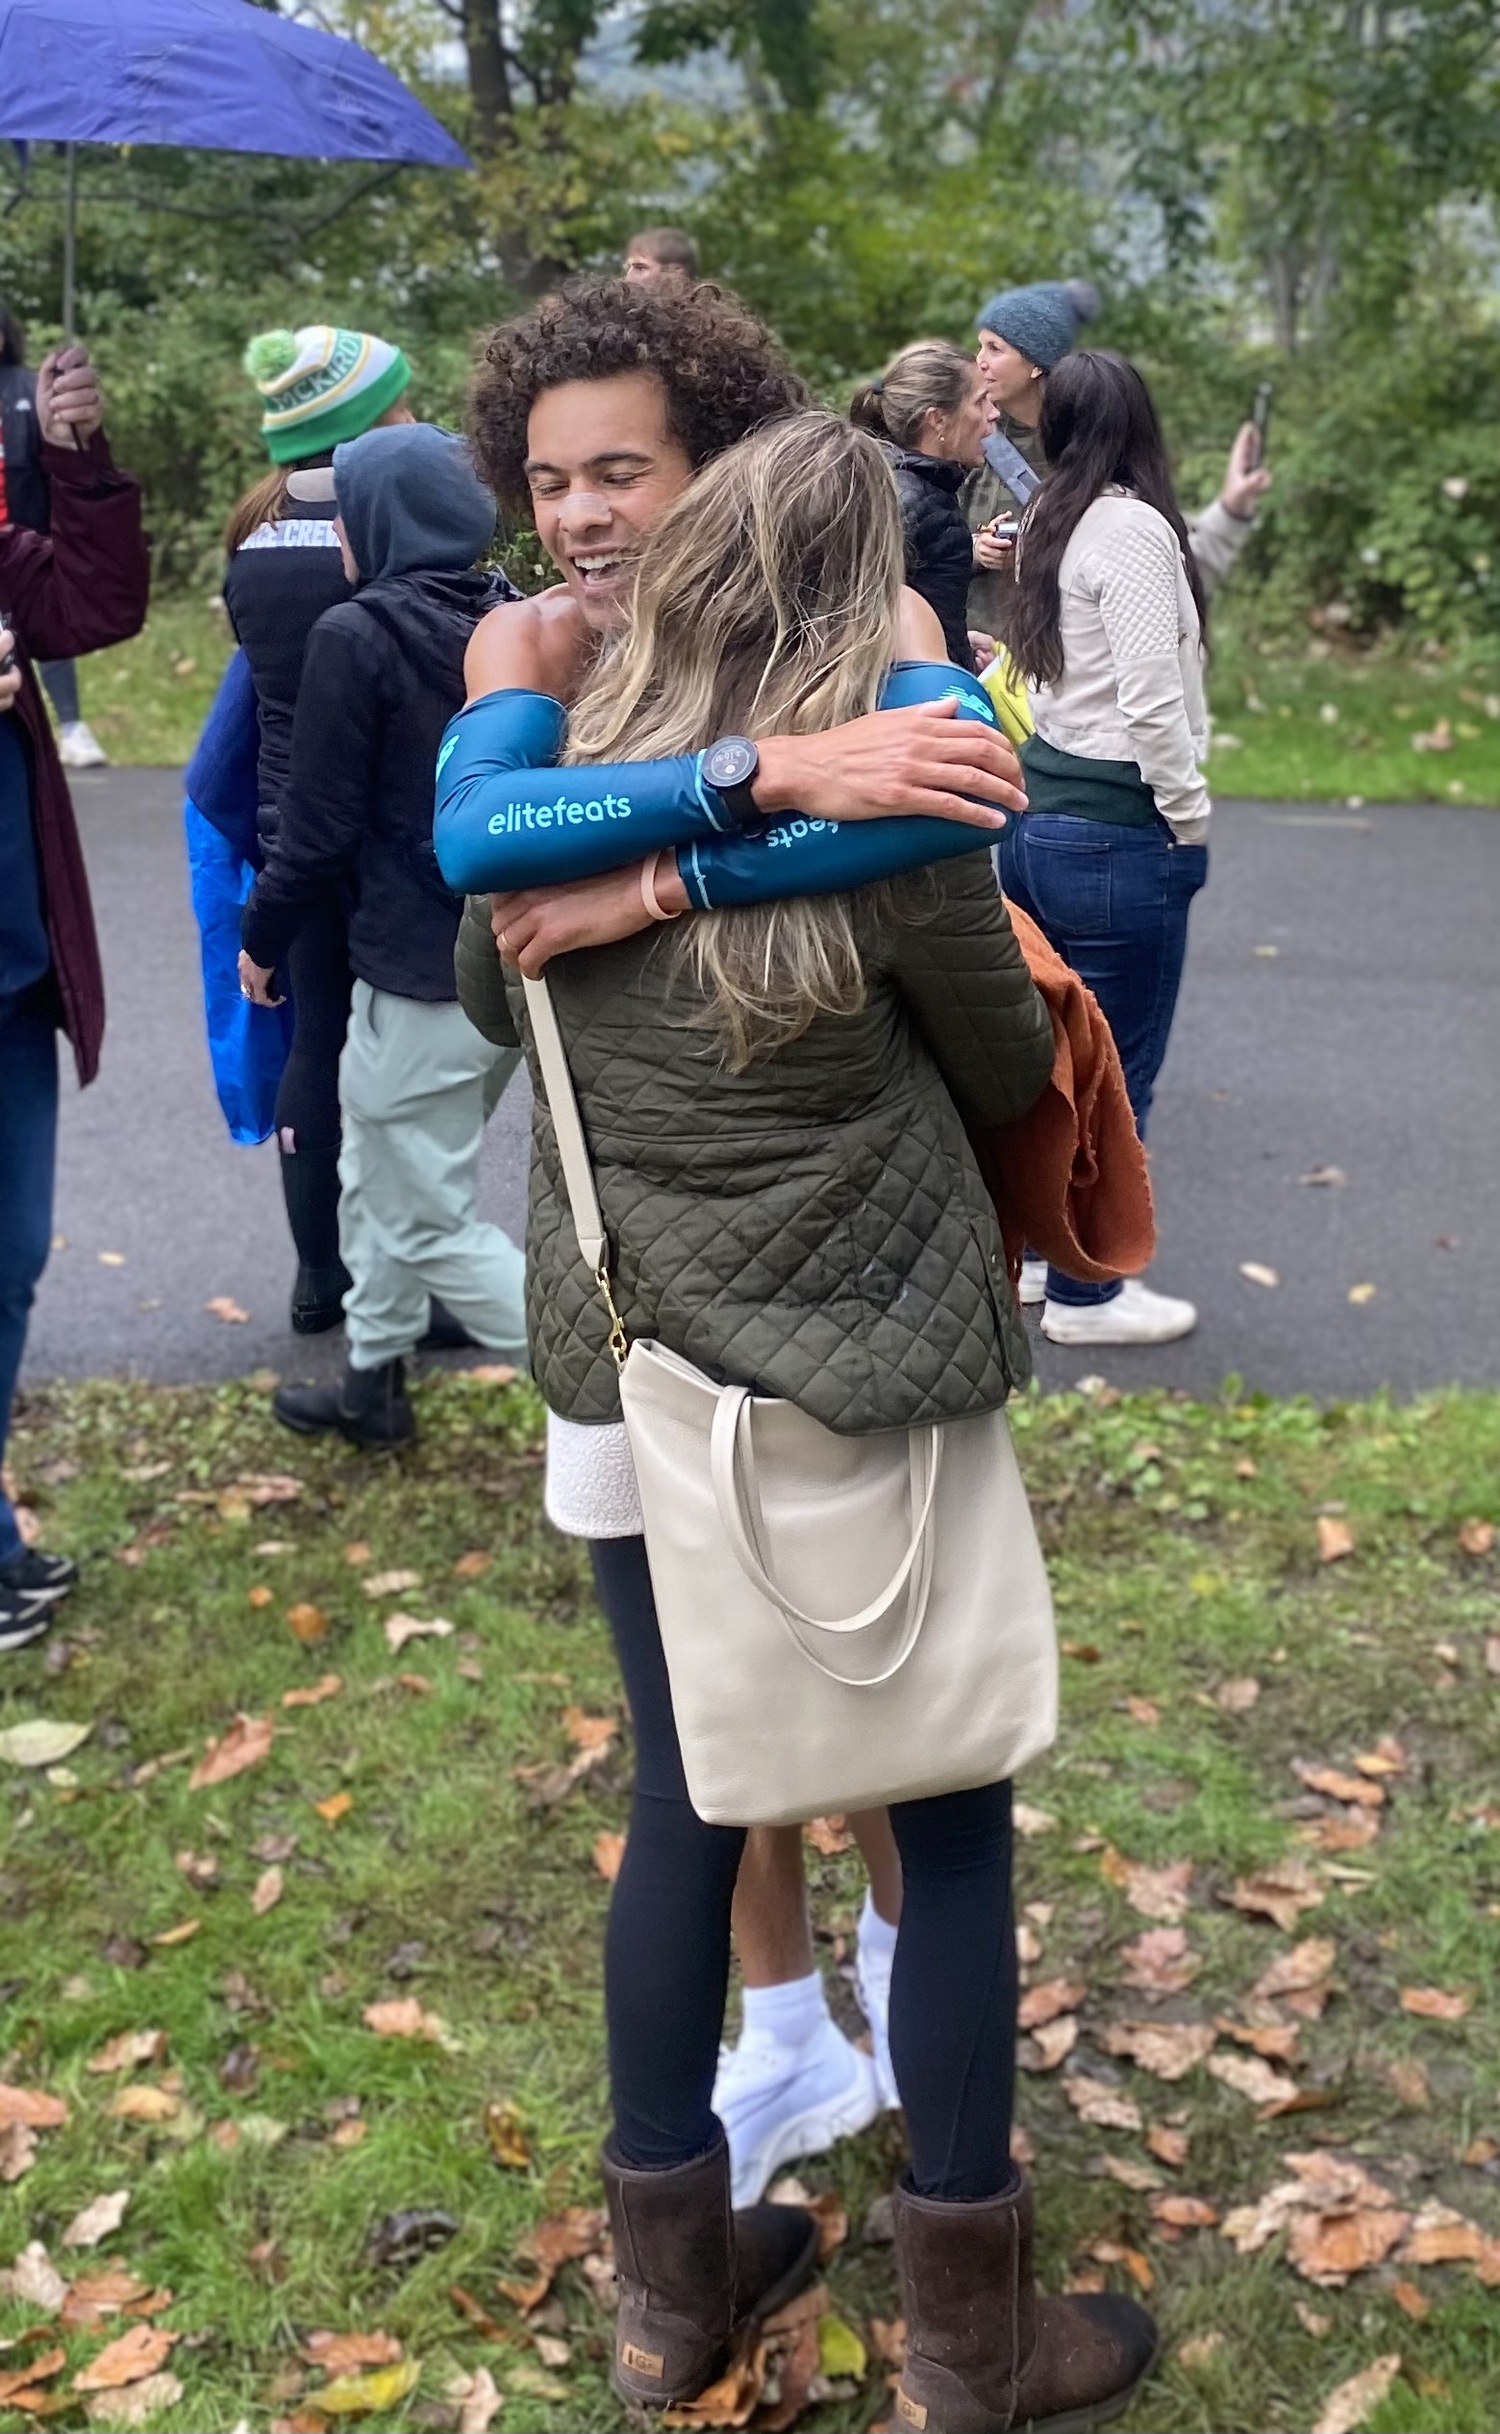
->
[62, 142, 77, 341]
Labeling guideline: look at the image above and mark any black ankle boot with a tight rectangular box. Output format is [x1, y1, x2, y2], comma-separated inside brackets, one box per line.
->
[290, 1263, 351, 1334]
[273, 1359, 414, 1449]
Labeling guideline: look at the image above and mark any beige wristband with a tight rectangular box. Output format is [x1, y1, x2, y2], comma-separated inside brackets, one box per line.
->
[640, 850, 681, 923]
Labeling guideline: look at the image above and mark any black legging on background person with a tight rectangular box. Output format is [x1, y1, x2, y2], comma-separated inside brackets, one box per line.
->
[591, 1539, 1017, 2200]
[271, 896, 354, 1283]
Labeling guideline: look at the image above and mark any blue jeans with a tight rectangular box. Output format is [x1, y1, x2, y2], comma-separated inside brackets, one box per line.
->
[999, 814, 1208, 1307]
[0, 990, 59, 1561]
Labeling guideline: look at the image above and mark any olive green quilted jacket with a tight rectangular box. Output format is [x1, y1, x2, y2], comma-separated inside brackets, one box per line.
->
[454, 853, 1054, 1433]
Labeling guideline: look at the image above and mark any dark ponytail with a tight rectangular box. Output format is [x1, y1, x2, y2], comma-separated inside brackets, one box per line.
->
[993, 348, 1206, 690]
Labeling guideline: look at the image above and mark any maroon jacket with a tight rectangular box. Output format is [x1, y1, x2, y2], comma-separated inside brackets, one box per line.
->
[1, 432, 149, 1084]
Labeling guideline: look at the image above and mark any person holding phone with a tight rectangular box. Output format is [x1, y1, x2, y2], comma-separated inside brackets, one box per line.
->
[0, 345, 149, 1648]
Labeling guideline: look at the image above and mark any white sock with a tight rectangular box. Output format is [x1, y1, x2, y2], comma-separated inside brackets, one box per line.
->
[741, 1969, 829, 2050]
[858, 1888, 899, 1962]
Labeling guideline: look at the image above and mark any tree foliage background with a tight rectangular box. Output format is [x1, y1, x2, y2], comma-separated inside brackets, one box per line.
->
[3, 0, 1499, 642]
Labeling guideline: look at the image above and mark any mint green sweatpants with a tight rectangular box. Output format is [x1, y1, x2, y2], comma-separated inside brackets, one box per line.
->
[338, 981, 526, 1372]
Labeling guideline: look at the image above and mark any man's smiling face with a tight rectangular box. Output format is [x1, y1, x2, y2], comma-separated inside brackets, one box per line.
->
[525, 371, 695, 633]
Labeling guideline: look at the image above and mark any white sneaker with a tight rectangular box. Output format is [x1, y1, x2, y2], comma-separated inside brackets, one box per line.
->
[854, 1935, 899, 2109]
[1041, 1277, 1197, 1347]
[58, 720, 108, 770]
[1019, 1258, 1048, 1307]
[712, 2015, 879, 2206]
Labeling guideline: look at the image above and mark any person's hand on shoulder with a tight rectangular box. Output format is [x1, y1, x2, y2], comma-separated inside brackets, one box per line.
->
[1222, 423, 1272, 521]
[36, 345, 104, 450]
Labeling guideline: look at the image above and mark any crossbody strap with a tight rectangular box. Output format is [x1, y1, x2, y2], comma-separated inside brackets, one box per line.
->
[521, 972, 628, 1370]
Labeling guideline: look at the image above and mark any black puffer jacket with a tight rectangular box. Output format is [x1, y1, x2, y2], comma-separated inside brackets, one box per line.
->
[890, 449, 975, 671]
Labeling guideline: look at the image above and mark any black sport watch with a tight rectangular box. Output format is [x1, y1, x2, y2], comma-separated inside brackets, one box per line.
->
[702, 734, 762, 831]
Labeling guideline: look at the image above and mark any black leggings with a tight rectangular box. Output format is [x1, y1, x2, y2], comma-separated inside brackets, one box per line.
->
[590, 1536, 1017, 2203]
[273, 893, 354, 1272]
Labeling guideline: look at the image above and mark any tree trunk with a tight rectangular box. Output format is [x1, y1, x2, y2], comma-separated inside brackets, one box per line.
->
[463, 0, 514, 151]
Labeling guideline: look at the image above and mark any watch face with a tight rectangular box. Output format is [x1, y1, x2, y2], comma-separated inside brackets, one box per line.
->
[704, 736, 757, 791]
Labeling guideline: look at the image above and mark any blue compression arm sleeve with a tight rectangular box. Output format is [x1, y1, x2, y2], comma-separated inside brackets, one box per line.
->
[431, 661, 1005, 897]
[433, 687, 734, 894]
[675, 661, 1000, 908]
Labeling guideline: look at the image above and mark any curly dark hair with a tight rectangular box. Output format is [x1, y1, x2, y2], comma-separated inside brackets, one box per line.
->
[469, 276, 810, 512]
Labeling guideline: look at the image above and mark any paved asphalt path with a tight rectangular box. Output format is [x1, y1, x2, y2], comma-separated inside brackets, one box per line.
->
[23, 771, 1499, 1401]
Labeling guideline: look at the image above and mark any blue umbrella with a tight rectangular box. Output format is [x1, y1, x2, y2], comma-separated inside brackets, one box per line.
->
[0, 0, 470, 329]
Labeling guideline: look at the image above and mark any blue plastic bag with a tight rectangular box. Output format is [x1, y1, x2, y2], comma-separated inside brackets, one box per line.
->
[185, 798, 293, 1144]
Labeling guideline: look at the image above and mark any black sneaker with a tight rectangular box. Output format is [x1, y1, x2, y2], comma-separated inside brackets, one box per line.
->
[0, 1547, 79, 1605]
[0, 1581, 53, 1653]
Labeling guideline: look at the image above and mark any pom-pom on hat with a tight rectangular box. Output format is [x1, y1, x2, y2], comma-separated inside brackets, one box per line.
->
[244, 325, 412, 464]
[974, 279, 1100, 372]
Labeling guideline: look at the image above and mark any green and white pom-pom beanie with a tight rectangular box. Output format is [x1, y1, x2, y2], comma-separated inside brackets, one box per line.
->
[243, 325, 412, 464]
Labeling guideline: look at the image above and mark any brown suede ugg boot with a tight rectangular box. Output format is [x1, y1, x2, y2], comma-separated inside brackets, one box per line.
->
[892, 2173, 1158, 2433]
[602, 2134, 819, 2407]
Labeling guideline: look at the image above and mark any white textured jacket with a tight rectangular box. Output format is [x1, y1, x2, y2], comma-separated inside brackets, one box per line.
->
[1028, 490, 1210, 845]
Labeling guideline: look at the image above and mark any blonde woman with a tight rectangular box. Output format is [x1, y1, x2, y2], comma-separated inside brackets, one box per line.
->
[850, 338, 996, 668]
[456, 411, 1156, 2433]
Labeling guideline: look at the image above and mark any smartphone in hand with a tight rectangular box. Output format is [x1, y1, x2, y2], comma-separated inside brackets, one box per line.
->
[1247, 382, 1273, 468]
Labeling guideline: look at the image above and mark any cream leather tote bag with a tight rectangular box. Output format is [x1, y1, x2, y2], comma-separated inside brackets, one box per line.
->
[524, 974, 1058, 1829]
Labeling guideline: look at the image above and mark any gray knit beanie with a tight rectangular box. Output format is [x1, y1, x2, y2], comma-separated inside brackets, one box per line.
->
[974, 278, 1101, 371]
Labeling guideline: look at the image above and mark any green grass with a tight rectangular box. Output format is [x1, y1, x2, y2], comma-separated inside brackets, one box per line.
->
[64, 597, 1500, 804]
[3, 1375, 1499, 2431]
[1206, 626, 1500, 804]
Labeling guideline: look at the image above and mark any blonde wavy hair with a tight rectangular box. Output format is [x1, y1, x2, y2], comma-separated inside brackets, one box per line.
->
[565, 410, 904, 1069]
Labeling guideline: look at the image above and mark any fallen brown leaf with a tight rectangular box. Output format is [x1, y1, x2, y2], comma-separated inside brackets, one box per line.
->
[1352, 1738, 1407, 1777]
[173, 1848, 219, 1889]
[1062, 2076, 1142, 2132]
[108, 2086, 179, 2123]
[1294, 1763, 1384, 1809]
[63, 2269, 151, 2327]
[362, 1569, 422, 1598]
[281, 1674, 341, 1710]
[1303, 1808, 1380, 1854]
[1239, 1262, 1279, 1289]
[1390, 2278, 1430, 2321]
[1387, 2057, 1430, 2109]
[449, 2365, 503, 2434]
[0, 2354, 66, 2408]
[452, 1551, 492, 1579]
[498, 2205, 608, 2312]
[1208, 2050, 1300, 2108]
[1251, 1938, 1337, 2002]
[1150, 2193, 1219, 2229]
[1398, 1985, 1471, 2020]
[1317, 1516, 1355, 1564]
[592, 1831, 626, 1884]
[1012, 1802, 1057, 1838]
[342, 1541, 372, 1567]
[1101, 2153, 1164, 2193]
[1216, 1676, 1261, 1714]
[149, 1919, 200, 1948]
[72, 2325, 178, 2392]
[1120, 1926, 1200, 1995]
[251, 1867, 285, 1917]
[0, 2087, 67, 2130]
[1101, 1854, 1194, 1923]
[1017, 1978, 1087, 2030]
[363, 1999, 446, 2044]
[1226, 1860, 1325, 1933]
[383, 1613, 454, 1653]
[1397, 2201, 1494, 2267]
[314, 1791, 354, 1825]
[1311, 2354, 1400, 2434]
[0, 2122, 37, 2182]
[189, 1712, 273, 1791]
[1019, 2016, 1079, 2071]
[661, 2338, 765, 2428]
[1460, 2135, 1499, 2167]
[1123, 1696, 1160, 1727]
[562, 1706, 619, 1754]
[1087, 2241, 1154, 2293]
[1456, 1518, 1495, 1557]
[1146, 2124, 1190, 2168]
[1217, 2018, 1301, 2062]
[1097, 2020, 1216, 2082]
[1178, 2331, 1225, 2369]
[1295, 2302, 1332, 2337]
[204, 1296, 249, 1325]
[61, 2193, 129, 2250]
[0, 2242, 67, 2312]
[84, 2372, 184, 2427]
[247, 1585, 273, 1610]
[285, 1603, 329, 1645]
[301, 2331, 403, 2376]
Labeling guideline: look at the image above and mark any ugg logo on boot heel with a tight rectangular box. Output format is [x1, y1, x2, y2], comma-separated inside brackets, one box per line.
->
[622, 2343, 665, 2378]
[896, 2388, 928, 2429]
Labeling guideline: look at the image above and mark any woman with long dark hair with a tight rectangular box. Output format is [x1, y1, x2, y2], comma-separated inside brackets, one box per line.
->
[994, 347, 1209, 1346]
